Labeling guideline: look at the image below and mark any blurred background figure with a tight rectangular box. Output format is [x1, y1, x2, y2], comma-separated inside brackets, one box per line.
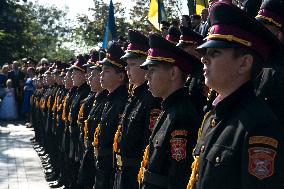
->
[161, 21, 171, 37]
[21, 67, 36, 126]
[181, 15, 191, 27]
[0, 65, 9, 99]
[8, 61, 25, 119]
[0, 79, 18, 120]
[191, 14, 202, 31]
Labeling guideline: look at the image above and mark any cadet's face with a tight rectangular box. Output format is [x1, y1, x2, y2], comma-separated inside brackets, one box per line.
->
[100, 65, 122, 91]
[46, 75, 53, 85]
[201, 48, 240, 92]
[64, 71, 73, 88]
[145, 64, 171, 98]
[72, 69, 85, 86]
[125, 57, 146, 86]
[89, 69, 102, 92]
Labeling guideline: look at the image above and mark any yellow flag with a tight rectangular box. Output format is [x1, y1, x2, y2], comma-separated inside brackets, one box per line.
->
[196, 0, 208, 15]
[148, 0, 167, 31]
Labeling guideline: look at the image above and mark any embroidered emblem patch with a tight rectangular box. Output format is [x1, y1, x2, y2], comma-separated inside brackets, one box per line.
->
[248, 147, 276, 180]
[171, 130, 188, 138]
[170, 138, 187, 161]
[249, 136, 278, 148]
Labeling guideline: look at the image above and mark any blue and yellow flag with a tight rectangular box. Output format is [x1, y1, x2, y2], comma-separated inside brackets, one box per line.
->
[148, 0, 167, 31]
[102, 0, 117, 49]
[196, 0, 208, 15]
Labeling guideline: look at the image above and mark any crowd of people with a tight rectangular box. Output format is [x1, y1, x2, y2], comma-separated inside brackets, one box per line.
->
[0, 59, 37, 121]
[8, 0, 284, 189]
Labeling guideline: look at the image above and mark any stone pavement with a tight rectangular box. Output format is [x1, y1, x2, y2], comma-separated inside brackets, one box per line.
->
[0, 121, 49, 189]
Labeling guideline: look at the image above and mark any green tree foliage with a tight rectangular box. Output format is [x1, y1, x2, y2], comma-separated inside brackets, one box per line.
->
[0, 0, 74, 65]
[73, 0, 131, 48]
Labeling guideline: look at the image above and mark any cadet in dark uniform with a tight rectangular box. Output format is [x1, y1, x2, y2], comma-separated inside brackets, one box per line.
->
[67, 55, 91, 188]
[186, 2, 284, 189]
[177, 26, 207, 116]
[78, 56, 108, 189]
[255, 0, 284, 127]
[61, 64, 77, 188]
[113, 29, 161, 189]
[138, 33, 201, 189]
[77, 51, 100, 163]
[93, 42, 128, 189]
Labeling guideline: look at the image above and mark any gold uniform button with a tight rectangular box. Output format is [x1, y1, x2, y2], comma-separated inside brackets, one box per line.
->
[215, 156, 220, 164]
[201, 146, 205, 153]
[211, 118, 216, 127]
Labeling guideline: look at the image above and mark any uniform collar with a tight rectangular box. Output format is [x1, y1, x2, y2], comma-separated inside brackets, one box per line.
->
[107, 84, 127, 100]
[132, 82, 148, 97]
[77, 82, 89, 91]
[161, 87, 187, 110]
[96, 89, 108, 101]
[214, 81, 254, 118]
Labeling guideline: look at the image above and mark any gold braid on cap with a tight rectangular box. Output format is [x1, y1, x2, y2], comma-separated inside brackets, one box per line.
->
[206, 34, 252, 47]
[126, 49, 148, 55]
[106, 58, 123, 68]
[256, 15, 282, 28]
[147, 56, 175, 63]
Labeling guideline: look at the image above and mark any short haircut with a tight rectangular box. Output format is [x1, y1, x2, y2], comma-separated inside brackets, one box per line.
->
[233, 48, 263, 79]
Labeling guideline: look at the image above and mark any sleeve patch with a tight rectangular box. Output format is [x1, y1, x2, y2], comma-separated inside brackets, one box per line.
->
[170, 138, 187, 161]
[249, 136, 278, 148]
[171, 130, 188, 138]
[248, 147, 276, 180]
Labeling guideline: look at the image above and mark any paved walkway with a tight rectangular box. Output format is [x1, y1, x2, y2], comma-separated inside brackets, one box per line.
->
[0, 121, 49, 189]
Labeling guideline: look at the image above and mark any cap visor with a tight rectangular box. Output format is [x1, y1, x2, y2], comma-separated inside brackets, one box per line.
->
[140, 59, 161, 70]
[83, 63, 93, 68]
[196, 40, 242, 54]
[176, 42, 191, 49]
[121, 52, 142, 60]
[90, 65, 102, 71]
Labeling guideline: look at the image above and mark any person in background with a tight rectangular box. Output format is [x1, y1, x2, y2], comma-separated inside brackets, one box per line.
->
[8, 61, 25, 119]
[22, 67, 36, 127]
[197, 8, 209, 36]
[0, 79, 18, 120]
[181, 15, 191, 27]
[191, 14, 201, 31]
[40, 58, 50, 69]
[161, 21, 171, 38]
[0, 65, 9, 99]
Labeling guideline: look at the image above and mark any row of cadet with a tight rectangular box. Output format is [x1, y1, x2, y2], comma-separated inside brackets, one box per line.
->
[29, 1, 284, 189]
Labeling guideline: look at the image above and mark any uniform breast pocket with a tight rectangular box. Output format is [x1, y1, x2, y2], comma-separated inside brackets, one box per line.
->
[204, 144, 239, 188]
[206, 144, 236, 167]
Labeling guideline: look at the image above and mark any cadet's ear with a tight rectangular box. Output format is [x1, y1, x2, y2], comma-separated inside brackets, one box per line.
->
[238, 54, 253, 75]
[170, 66, 181, 81]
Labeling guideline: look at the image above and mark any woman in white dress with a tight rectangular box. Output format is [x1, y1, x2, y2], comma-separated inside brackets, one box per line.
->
[0, 79, 18, 120]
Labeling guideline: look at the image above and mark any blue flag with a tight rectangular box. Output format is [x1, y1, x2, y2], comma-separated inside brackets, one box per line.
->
[102, 0, 117, 49]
